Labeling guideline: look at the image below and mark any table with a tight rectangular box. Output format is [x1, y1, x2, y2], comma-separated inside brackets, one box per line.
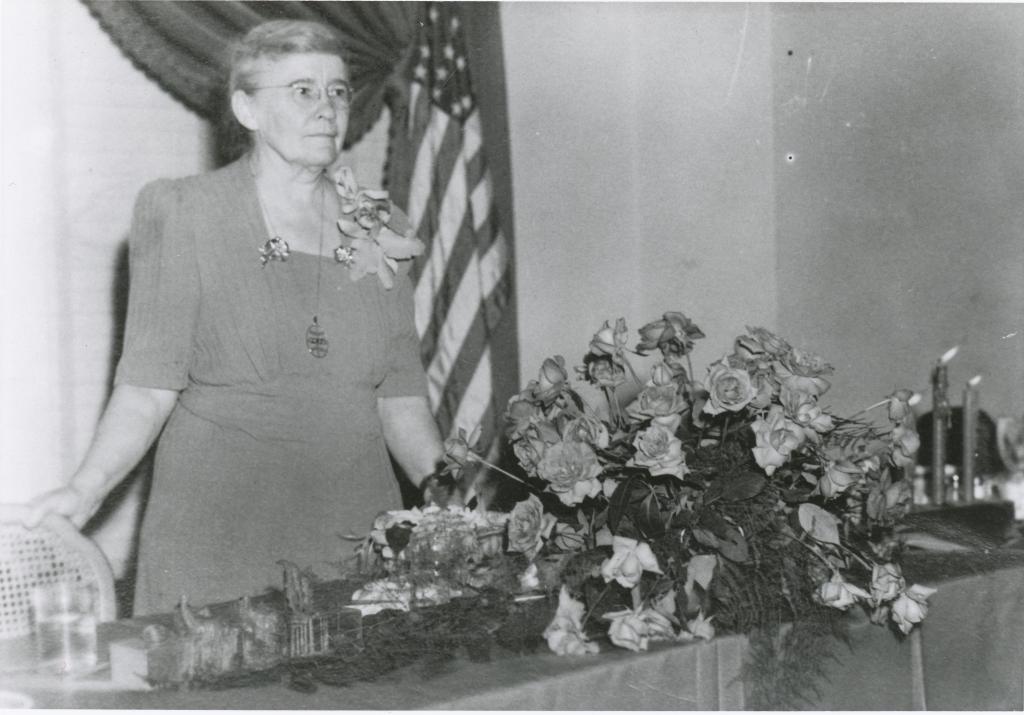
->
[4, 550, 1024, 710]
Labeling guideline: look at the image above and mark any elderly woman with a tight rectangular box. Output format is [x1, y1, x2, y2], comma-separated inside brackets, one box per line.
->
[20, 20, 445, 615]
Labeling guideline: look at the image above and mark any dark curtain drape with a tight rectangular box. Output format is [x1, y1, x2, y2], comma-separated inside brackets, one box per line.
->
[82, 0, 420, 163]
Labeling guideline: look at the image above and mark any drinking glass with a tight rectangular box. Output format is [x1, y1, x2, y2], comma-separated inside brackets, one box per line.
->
[31, 581, 98, 675]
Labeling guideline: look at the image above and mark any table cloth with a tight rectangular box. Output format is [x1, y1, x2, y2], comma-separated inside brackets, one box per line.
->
[4, 550, 1023, 710]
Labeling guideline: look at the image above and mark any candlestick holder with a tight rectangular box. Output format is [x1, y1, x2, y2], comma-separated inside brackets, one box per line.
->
[961, 375, 982, 505]
[930, 363, 951, 505]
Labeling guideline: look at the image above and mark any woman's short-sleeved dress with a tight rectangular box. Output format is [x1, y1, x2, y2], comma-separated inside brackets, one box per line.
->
[115, 158, 428, 615]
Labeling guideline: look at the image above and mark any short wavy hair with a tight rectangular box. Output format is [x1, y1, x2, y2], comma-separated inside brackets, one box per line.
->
[218, 20, 348, 164]
[228, 19, 349, 95]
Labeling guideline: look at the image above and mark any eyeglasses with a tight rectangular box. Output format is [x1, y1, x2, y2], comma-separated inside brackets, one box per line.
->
[250, 80, 353, 110]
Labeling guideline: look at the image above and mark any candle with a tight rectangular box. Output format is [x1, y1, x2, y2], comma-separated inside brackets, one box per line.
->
[931, 346, 958, 505]
[962, 374, 982, 503]
[901, 389, 925, 479]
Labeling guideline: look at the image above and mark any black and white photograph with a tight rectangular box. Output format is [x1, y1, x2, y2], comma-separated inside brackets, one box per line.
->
[1, 0, 1023, 709]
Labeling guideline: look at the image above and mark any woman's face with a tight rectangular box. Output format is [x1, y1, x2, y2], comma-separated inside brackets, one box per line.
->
[235, 52, 350, 170]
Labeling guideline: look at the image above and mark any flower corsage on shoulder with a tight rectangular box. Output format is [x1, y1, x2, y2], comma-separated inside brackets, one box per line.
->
[332, 166, 425, 289]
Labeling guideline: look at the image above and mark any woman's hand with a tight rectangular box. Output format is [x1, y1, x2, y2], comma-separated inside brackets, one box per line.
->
[23, 484, 100, 529]
[0, 384, 179, 532]
[0, 481, 100, 530]
[421, 471, 464, 508]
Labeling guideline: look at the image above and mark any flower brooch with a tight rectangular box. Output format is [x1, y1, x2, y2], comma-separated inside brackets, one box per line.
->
[332, 166, 425, 290]
[257, 166, 425, 290]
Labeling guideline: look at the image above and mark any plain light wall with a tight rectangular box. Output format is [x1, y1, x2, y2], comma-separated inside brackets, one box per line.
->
[773, 4, 1024, 418]
[502, 3, 777, 393]
[1, 0, 214, 572]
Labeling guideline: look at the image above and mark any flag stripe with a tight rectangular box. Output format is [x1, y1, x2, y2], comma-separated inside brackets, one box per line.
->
[406, 112, 457, 274]
[390, 2, 512, 454]
[415, 200, 476, 362]
[424, 224, 509, 398]
[429, 262, 510, 427]
[449, 345, 494, 438]
[412, 132, 471, 335]
[431, 299, 497, 431]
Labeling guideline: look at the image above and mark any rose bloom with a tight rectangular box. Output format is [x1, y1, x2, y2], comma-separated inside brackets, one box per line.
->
[686, 611, 716, 641]
[630, 419, 688, 479]
[891, 584, 936, 634]
[887, 388, 916, 425]
[817, 572, 870, 610]
[820, 459, 862, 498]
[636, 311, 705, 356]
[870, 563, 906, 604]
[630, 383, 688, 420]
[748, 370, 777, 409]
[601, 536, 663, 588]
[859, 455, 881, 474]
[751, 406, 805, 475]
[703, 362, 757, 416]
[781, 386, 834, 441]
[650, 361, 685, 386]
[603, 609, 650, 652]
[579, 354, 626, 389]
[866, 475, 912, 523]
[735, 326, 792, 360]
[639, 606, 677, 642]
[660, 342, 691, 374]
[889, 424, 920, 468]
[532, 355, 569, 404]
[537, 441, 603, 506]
[505, 394, 541, 439]
[775, 348, 834, 397]
[442, 429, 475, 471]
[519, 562, 540, 591]
[337, 167, 392, 239]
[544, 586, 599, 656]
[589, 318, 629, 359]
[562, 414, 610, 450]
[636, 320, 674, 355]
[513, 435, 548, 476]
[507, 494, 556, 558]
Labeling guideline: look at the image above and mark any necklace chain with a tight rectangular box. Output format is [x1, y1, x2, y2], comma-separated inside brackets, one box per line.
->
[251, 158, 330, 358]
[312, 181, 326, 323]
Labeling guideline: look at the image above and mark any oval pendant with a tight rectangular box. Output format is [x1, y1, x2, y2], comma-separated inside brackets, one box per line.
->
[306, 321, 329, 358]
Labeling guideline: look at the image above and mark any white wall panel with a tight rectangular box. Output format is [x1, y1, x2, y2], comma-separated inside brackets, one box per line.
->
[502, 3, 776, 401]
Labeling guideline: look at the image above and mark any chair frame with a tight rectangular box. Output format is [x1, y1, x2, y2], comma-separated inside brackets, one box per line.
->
[0, 513, 117, 638]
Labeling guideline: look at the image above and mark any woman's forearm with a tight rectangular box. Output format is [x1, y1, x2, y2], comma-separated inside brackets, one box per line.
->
[72, 383, 179, 502]
[377, 395, 444, 487]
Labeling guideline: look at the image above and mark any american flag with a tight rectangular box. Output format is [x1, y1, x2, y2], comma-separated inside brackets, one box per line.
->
[390, 3, 511, 456]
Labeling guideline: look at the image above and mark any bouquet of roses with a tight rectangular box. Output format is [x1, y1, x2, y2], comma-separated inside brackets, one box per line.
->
[443, 311, 933, 655]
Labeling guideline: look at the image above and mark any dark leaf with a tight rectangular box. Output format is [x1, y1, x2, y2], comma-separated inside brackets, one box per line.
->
[697, 510, 731, 539]
[692, 527, 720, 550]
[607, 475, 635, 534]
[720, 472, 767, 501]
[717, 526, 750, 563]
[703, 480, 724, 505]
[566, 389, 586, 413]
[634, 493, 666, 539]
[670, 509, 696, 529]
[629, 481, 653, 505]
